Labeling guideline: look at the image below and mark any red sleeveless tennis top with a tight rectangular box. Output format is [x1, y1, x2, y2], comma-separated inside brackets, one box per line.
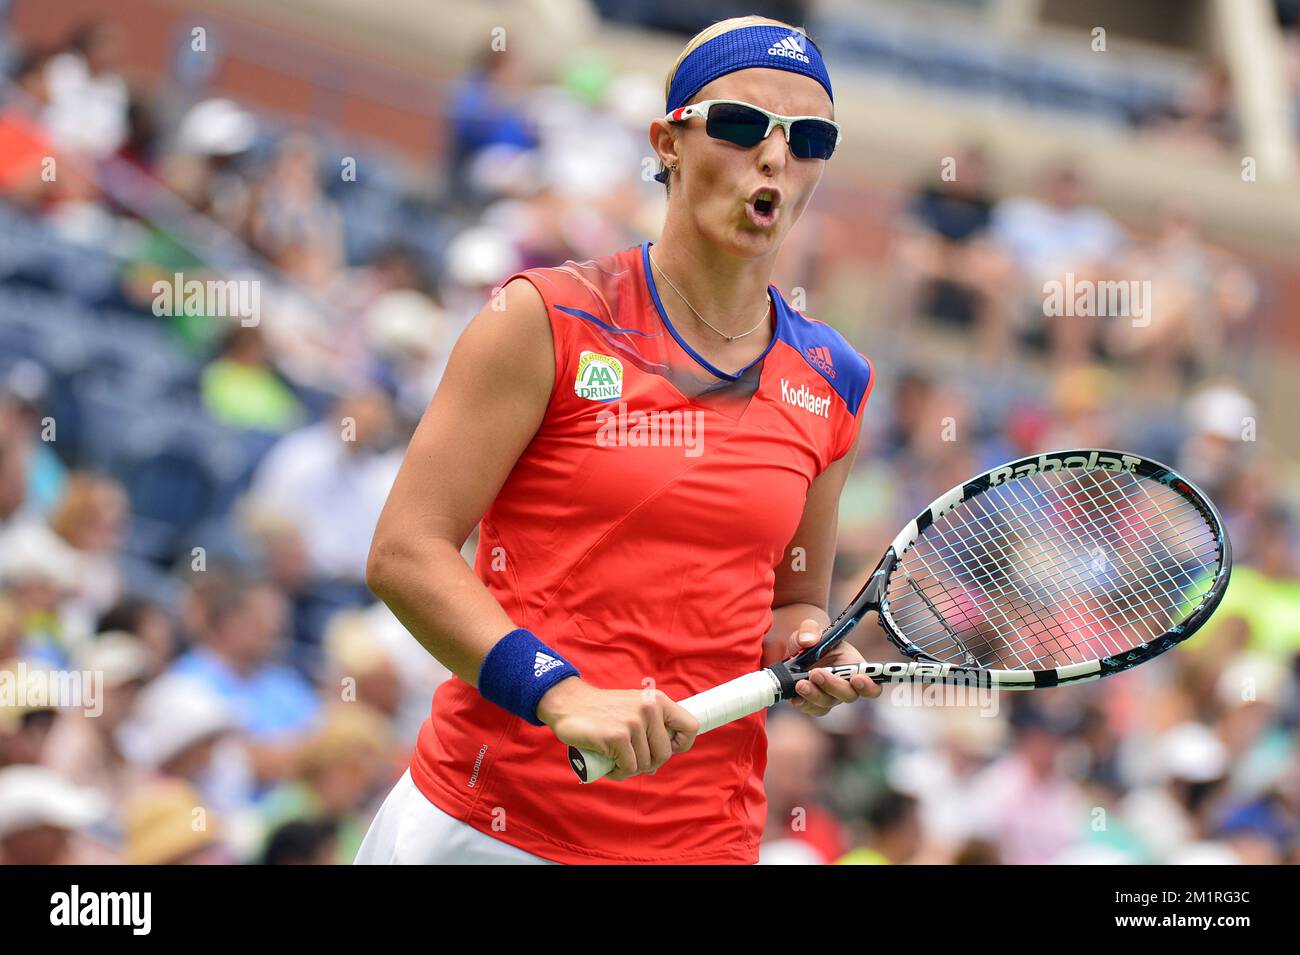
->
[408, 241, 874, 863]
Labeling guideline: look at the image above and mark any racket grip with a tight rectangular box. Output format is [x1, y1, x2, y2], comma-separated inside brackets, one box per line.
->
[568, 669, 781, 783]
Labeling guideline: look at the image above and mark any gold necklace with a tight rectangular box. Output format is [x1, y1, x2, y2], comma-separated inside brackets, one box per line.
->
[649, 249, 771, 342]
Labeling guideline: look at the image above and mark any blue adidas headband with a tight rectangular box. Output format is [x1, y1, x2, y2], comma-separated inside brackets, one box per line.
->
[665, 24, 834, 114]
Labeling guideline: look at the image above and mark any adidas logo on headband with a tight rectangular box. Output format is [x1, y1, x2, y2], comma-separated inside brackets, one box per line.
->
[664, 24, 832, 114]
[768, 33, 810, 64]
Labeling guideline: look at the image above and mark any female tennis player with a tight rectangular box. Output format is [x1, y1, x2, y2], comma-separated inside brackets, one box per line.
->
[357, 15, 880, 865]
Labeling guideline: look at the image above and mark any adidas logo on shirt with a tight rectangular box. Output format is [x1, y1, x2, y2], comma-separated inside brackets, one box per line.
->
[780, 378, 831, 418]
[805, 345, 837, 378]
[768, 33, 810, 64]
[534, 651, 564, 678]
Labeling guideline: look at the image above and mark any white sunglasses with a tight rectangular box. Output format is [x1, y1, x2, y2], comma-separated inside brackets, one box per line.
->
[665, 99, 842, 159]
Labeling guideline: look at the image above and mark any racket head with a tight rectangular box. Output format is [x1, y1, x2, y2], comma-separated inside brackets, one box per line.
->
[799, 449, 1232, 688]
[884, 449, 1231, 686]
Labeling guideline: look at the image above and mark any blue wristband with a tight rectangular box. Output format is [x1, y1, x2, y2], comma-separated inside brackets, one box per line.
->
[477, 628, 580, 726]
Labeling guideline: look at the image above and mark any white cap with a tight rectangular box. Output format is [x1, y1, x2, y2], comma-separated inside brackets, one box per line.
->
[120, 675, 239, 767]
[1216, 653, 1287, 708]
[1186, 386, 1255, 441]
[0, 766, 106, 838]
[0, 521, 79, 589]
[366, 290, 451, 360]
[1167, 842, 1240, 864]
[1156, 723, 1228, 782]
[176, 99, 257, 156]
[443, 226, 520, 289]
[74, 632, 151, 687]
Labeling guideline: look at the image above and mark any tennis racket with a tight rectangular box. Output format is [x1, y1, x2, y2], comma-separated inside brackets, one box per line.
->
[569, 448, 1232, 783]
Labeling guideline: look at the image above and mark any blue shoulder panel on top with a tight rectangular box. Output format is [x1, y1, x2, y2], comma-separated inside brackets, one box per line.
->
[773, 295, 873, 413]
[553, 304, 655, 337]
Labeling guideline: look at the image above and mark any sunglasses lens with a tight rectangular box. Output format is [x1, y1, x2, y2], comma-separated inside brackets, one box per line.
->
[790, 120, 838, 160]
[704, 103, 768, 148]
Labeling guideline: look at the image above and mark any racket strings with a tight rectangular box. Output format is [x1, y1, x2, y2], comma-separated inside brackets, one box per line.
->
[945, 467, 1212, 593]
[901, 476, 1216, 667]
[959, 476, 1211, 655]
[894, 503, 1212, 622]
[903, 476, 1217, 667]
[894, 509, 1196, 665]
[920, 472, 1201, 621]
[893, 486, 1213, 660]
[1040, 477, 1211, 626]
[886, 468, 1221, 670]
[991, 472, 1216, 645]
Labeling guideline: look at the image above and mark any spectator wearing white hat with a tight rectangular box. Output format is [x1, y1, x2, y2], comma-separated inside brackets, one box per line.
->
[42, 21, 129, 158]
[0, 529, 80, 668]
[1118, 722, 1229, 861]
[118, 673, 256, 837]
[175, 98, 258, 159]
[1177, 383, 1257, 496]
[0, 764, 109, 864]
[165, 98, 258, 239]
[41, 632, 151, 805]
[0, 473, 129, 663]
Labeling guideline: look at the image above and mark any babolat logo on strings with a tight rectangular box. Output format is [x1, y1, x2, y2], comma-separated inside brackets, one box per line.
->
[987, 451, 1141, 486]
[575, 351, 623, 402]
[768, 33, 810, 63]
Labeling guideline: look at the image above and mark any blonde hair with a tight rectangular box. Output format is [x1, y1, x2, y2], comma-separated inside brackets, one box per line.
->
[49, 473, 126, 546]
[658, 16, 822, 192]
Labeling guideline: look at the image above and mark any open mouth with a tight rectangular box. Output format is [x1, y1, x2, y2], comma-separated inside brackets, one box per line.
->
[747, 188, 781, 226]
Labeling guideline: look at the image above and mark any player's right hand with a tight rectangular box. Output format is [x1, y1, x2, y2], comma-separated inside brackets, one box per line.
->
[536, 678, 700, 781]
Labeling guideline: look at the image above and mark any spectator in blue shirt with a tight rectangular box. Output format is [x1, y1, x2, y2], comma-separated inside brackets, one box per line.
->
[168, 578, 320, 783]
[449, 48, 539, 195]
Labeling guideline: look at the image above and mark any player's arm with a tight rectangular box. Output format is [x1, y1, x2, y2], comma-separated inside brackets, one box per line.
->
[365, 277, 697, 780]
[769, 418, 880, 715]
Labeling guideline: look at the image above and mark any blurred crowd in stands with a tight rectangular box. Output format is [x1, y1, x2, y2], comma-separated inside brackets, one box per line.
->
[0, 8, 1298, 864]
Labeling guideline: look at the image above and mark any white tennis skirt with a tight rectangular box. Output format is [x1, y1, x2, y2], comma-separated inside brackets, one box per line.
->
[353, 769, 556, 865]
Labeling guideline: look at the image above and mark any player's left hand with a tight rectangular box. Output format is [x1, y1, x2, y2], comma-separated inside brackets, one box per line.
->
[785, 618, 882, 716]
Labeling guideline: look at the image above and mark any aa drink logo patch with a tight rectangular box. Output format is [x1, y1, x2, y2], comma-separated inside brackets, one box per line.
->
[575, 351, 623, 402]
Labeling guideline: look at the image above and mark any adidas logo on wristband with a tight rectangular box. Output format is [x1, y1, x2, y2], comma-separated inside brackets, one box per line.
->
[534, 651, 565, 678]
